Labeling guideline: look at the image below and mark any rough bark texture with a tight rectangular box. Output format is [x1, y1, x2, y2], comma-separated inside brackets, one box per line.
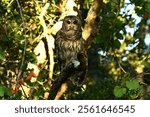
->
[82, 0, 102, 48]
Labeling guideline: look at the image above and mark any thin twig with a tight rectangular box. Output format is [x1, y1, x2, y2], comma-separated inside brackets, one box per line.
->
[118, 62, 127, 73]
[114, 52, 127, 74]
[20, 84, 28, 99]
[15, 0, 27, 81]
[15, 0, 28, 99]
[7, 0, 15, 7]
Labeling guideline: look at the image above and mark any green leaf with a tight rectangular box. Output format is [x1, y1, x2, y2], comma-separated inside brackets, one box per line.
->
[115, 33, 123, 40]
[0, 85, 11, 97]
[126, 80, 140, 90]
[142, 62, 150, 68]
[12, 90, 22, 100]
[113, 39, 121, 49]
[0, 46, 5, 60]
[0, 85, 5, 97]
[114, 86, 127, 98]
[146, 2, 150, 14]
[95, 35, 105, 43]
[4, 88, 11, 96]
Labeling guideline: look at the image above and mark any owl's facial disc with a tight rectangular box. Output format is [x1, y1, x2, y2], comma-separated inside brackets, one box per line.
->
[61, 16, 82, 39]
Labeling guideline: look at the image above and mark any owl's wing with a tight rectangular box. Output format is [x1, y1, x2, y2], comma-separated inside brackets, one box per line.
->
[53, 30, 61, 76]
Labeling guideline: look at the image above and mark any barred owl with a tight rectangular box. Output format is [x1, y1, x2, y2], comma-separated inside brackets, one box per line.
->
[55, 15, 86, 71]
[49, 16, 87, 99]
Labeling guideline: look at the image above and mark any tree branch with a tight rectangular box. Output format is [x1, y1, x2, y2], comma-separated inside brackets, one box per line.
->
[82, 0, 102, 49]
[15, 0, 27, 82]
[39, 3, 55, 84]
[48, 63, 75, 100]
[15, 0, 28, 99]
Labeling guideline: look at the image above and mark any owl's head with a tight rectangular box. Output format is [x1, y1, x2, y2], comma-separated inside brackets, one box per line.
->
[62, 16, 82, 36]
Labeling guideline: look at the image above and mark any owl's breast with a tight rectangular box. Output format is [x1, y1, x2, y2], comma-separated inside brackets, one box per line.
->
[57, 38, 84, 61]
[59, 39, 82, 51]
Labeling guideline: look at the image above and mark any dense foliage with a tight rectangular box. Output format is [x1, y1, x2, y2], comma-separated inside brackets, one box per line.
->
[0, 0, 150, 100]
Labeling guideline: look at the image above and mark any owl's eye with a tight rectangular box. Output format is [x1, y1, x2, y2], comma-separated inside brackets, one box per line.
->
[66, 20, 71, 24]
[73, 20, 78, 24]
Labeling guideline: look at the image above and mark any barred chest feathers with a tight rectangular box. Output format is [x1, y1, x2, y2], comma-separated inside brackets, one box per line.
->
[57, 38, 84, 61]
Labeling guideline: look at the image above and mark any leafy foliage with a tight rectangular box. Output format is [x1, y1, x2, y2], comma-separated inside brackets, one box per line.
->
[114, 86, 127, 98]
[0, 85, 11, 98]
[0, 0, 150, 100]
[113, 79, 141, 99]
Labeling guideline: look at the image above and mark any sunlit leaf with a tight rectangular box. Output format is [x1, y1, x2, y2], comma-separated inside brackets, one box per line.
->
[114, 86, 127, 98]
[126, 80, 140, 90]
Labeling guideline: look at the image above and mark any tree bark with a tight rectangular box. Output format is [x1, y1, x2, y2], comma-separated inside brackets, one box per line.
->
[82, 0, 102, 49]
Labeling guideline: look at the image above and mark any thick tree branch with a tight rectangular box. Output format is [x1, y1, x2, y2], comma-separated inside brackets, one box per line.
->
[48, 63, 75, 100]
[82, 0, 102, 49]
[39, 3, 54, 84]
